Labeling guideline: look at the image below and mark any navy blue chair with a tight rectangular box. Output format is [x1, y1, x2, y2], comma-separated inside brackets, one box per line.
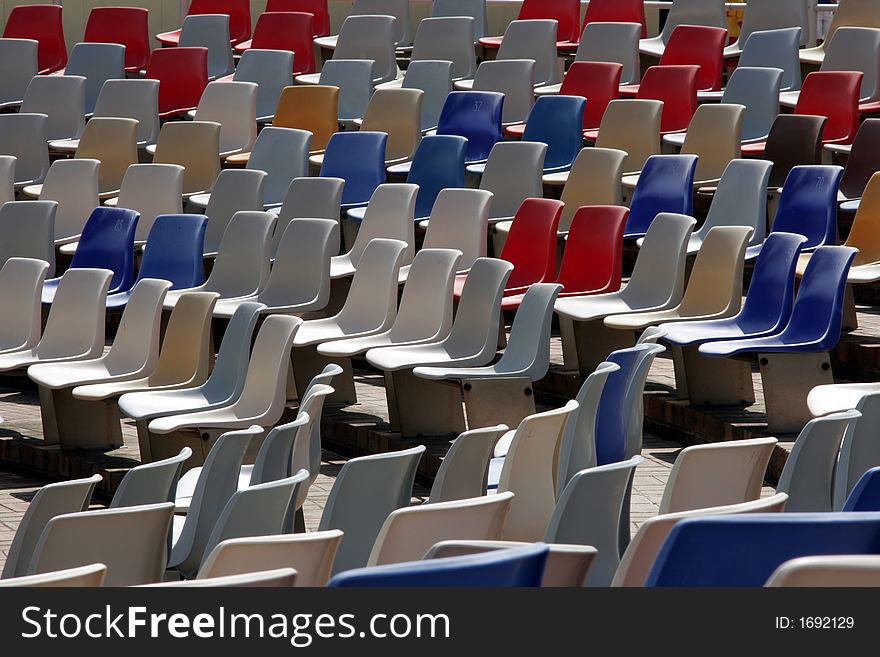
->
[844, 467, 880, 511]
[107, 214, 207, 308]
[435, 91, 503, 165]
[746, 165, 844, 260]
[519, 95, 586, 175]
[42, 207, 139, 304]
[645, 513, 880, 587]
[327, 543, 549, 587]
[320, 131, 388, 210]
[661, 232, 808, 348]
[624, 155, 698, 238]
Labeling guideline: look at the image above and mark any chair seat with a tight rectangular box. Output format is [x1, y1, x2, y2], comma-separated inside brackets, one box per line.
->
[72, 376, 155, 401]
[294, 72, 322, 85]
[554, 294, 654, 323]
[187, 193, 210, 209]
[20, 184, 42, 199]
[779, 90, 799, 108]
[453, 78, 475, 91]
[155, 30, 182, 46]
[638, 37, 665, 59]
[661, 319, 754, 348]
[741, 141, 766, 156]
[699, 335, 825, 358]
[477, 36, 503, 49]
[117, 389, 222, 422]
[534, 83, 562, 97]
[367, 342, 490, 372]
[28, 361, 141, 391]
[807, 383, 880, 417]
[313, 35, 338, 51]
[486, 456, 504, 490]
[799, 46, 825, 66]
[48, 138, 79, 153]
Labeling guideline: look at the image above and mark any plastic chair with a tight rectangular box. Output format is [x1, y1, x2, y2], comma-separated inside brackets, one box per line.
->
[534, 62, 622, 138]
[240, 127, 310, 208]
[377, 60, 453, 131]
[234, 12, 316, 76]
[21, 76, 85, 142]
[725, 0, 808, 58]
[624, 155, 698, 238]
[317, 59, 373, 125]
[800, 0, 880, 66]
[0, 38, 38, 109]
[791, 71, 863, 146]
[21, 159, 97, 249]
[489, 20, 561, 88]
[0, 201, 56, 277]
[425, 91, 503, 167]
[676, 104, 745, 186]
[230, 49, 293, 124]
[198, 530, 342, 586]
[315, 0, 411, 49]
[156, 0, 252, 46]
[265, 0, 330, 36]
[455, 59, 534, 125]
[269, 85, 338, 155]
[69, 79, 160, 150]
[151, 121, 221, 197]
[61, 43, 125, 116]
[0, 259, 48, 358]
[318, 445, 425, 574]
[639, 0, 727, 60]
[480, 0, 578, 46]
[592, 100, 662, 174]
[766, 554, 880, 587]
[561, 0, 647, 51]
[632, 65, 698, 134]
[777, 410, 862, 512]
[838, 120, 880, 203]
[269, 174, 342, 245]
[707, 66, 783, 142]
[732, 27, 803, 97]
[428, 425, 508, 503]
[634, 26, 727, 93]
[83, 6, 150, 72]
[405, 16, 476, 81]
[0, 114, 47, 188]
[107, 165, 184, 245]
[302, 15, 398, 85]
[177, 14, 235, 80]
[2, 4, 66, 73]
[506, 96, 585, 174]
[843, 467, 880, 512]
[329, 543, 548, 587]
[563, 22, 642, 86]
[471, 142, 545, 224]
[320, 132, 387, 210]
[746, 115, 826, 188]
[144, 47, 209, 119]
[399, 135, 466, 221]
[354, 88, 422, 166]
[111, 448, 192, 509]
[191, 81, 257, 157]
[542, 147, 627, 223]
[496, 201, 562, 294]
[70, 117, 138, 196]
[811, 27, 880, 106]
[0, 564, 107, 588]
[432, 0, 487, 42]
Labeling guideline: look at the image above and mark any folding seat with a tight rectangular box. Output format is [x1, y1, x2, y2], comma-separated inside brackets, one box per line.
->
[402, 17, 476, 83]
[319, 132, 387, 210]
[476, 20, 562, 88]
[0, 202, 56, 276]
[264, 0, 331, 36]
[800, 0, 880, 67]
[164, 210, 274, 310]
[628, 65, 698, 134]
[240, 128, 310, 208]
[234, 12, 316, 76]
[314, 0, 412, 50]
[503, 96, 585, 174]
[455, 60, 535, 125]
[612, 495, 789, 587]
[266, 85, 338, 155]
[156, 0, 252, 46]
[591, 100, 662, 175]
[427, 425, 509, 503]
[316, 59, 373, 126]
[0, 114, 48, 188]
[0, 38, 38, 109]
[105, 165, 185, 246]
[144, 47, 209, 119]
[534, 62, 622, 141]
[622, 155, 698, 238]
[671, 104, 745, 188]
[2, 4, 66, 73]
[227, 49, 293, 124]
[41, 208, 139, 304]
[555, 22, 641, 86]
[150, 121, 221, 197]
[269, 177, 344, 257]
[627, 25, 727, 94]
[68, 117, 139, 197]
[299, 15, 398, 85]
[189, 81, 257, 158]
[542, 147, 627, 214]
[21, 159, 98, 249]
[431, 0, 487, 42]
[479, 0, 579, 48]
[723, 0, 808, 59]
[56, 43, 124, 117]
[558, 0, 647, 52]
[29, 279, 172, 450]
[639, 0, 727, 60]
[836, 120, 880, 206]
[177, 14, 235, 80]
[693, 67, 782, 144]
[555, 213, 696, 374]
[83, 6, 150, 72]
[475, 142, 545, 230]
[754, 115, 827, 190]
[20, 76, 86, 141]
[343, 88, 422, 167]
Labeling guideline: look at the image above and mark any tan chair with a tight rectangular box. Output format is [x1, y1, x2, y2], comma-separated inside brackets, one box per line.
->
[367, 493, 515, 566]
[594, 100, 662, 176]
[145, 567, 297, 587]
[19, 159, 99, 246]
[150, 121, 221, 196]
[612, 493, 789, 587]
[248, 85, 339, 159]
[800, 0, 880, 67]
[197, 530, 343, 587]
[347, 88, 422, 166]
[765, 555, 880, 587]
[497, 402, 579, 542]
[673, 103, 745, 187]
[73, 117, 138, 197]
[605, 225, 752, 331]
[0, 563, 107, 588]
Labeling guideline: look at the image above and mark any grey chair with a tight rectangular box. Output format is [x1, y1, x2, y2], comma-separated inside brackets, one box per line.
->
[0, 201, 57, 276]
[20, 76, 86, 141]
[408, 16, 475, 81]
[834, 392, 880, 510]
[397, 60, 454, 132]
[639, 0, 727, 59]
[477, 141, 546, 221]
[232, 49, 293, 123]
[246, 127, 311, 208]
[428, 424, 509, 503]
[178, 14, 234, 79]
[494, 19, 561, 87]
[110, 447, 193, 508]
[724, 0, 808, 58]
[457, 59, 535, 124]
[270, 177, 344, 258]
[569, 22, 642, 86]
[302, 15, 399, 85]
[0, 114, 48, 187]
[0, 38, 38, 109]
[735, 27, 802, 93]
[318, 59, 374, 124]
[195, 169, 267, 255]
[64, 42, 126, 115]
[432, 0, 487, 42]
[90, 79, 161, 148]
[719, 66, 783, 142]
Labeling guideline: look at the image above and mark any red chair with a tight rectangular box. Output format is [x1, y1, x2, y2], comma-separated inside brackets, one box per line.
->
[83, 7, 150, 72]
[507, 62, 622, 139]
[233, 12, 316, 74]
[479, 0, 580, 49]
[794, 71, 862, 146]
[155, 0, 252, 46]
[621, 25, 727, 93]
[559, 0, 647, 52]
[144, 47, 210, 118]
[500, 198, 564, 296]
[501, 205, 628, 310]
[631, 65, 699, 134]
[2, 4, 66, 73]
[266, 0, 330, 37]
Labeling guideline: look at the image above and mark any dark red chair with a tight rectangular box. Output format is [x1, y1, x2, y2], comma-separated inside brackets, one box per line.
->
[632, 65, 699, 134]
[234, 12, 316, 74]
[507, 62, 622, 139]
[2, 4, 66, 73]
[621, 25, 727, 93]
[500, 198, 564, 296]
[144, 47, 210, 118]
[83, 7, 150, 72]
[479, 0, 580, 49]
[155, 0, 252, 46]
[266, 0, 330, 37]
[559, 0, 647, 52]
[794, 71, 862, 146]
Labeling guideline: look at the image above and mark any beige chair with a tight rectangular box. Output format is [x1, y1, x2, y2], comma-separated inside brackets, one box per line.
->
[27, 503, 175, 586]
[21, 159, 99, 247]
[0, 563, 106, 588]
[497, 402, 579, 541]
[594, 100, 662, 175]
[428, 424, 508, 503]
[612, 493, 789, 587]
[800, 0, 880, 66]
[146, 567, 297, 587]
[104, 164, 184, 245]
[72, 117, 139, 197]
[658, 437, 778, 514]
[367, 493, 514, 566]
[0, 258, 50, 357]
[765, 555, 880, 587]
[352, 88, 422, 166]
[150, 121, 221, 196]
[190, 80, 258, 158]
[425, 540, 597, 587]
[197, 530, 343, 586]
[605, 226, 752, 331]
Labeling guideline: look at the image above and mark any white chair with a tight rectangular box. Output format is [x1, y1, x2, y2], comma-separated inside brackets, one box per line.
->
[270, 177, 344, 258]
[455, 59, 535, 124]
[0, 113, 49, 187]
[194, 170, 267, 256]
[0, 563, 106, 588]
[178, 14, 234, 79]
[105, 164, 184, 245]
[246, 127, 311, 208]
[428, 425, 508, 503]
[190, 80, 258, 157]
[90, 78, 161, 148]
[319, 59, 374, 125]
[476, 141, 546, 223]
[0, 201, 56, 276]
[316, 0, 411, 49]
[21, 75, 86, 141]
[411, 188, 491, 274]
[0, 37, 38, 109]
[0, 258, 50, 357]
[110, 448, 192, 508]
[639, 0, 727, 59]
[229, 49, 293, 123]
[300, 15, 399, 85]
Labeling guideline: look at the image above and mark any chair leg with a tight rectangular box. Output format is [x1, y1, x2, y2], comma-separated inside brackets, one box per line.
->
[842, 284, 859, 331]
[759, 352, 834, 434]
[388, 369, 465, 437]
[48, 387, 124, 451]
[670, 345, 689, 400]
[37, 385, 60, 446]
[135, 418, 152, 462]
[290, 345, 357, 404]
[681, 347, 756, 406]
[570, 320, 636, 375]
[462, 377, 536, 431]
[148, 427, 207, 472]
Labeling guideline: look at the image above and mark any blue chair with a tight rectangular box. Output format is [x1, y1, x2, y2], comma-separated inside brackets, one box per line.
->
[327, 543, 549, 587]
[645, 513, 880, 587]
[434, 91, 503, 165]
[519, 95, 586, 175]
[41, 207, 138, 304]
[745, 165, 844, 260]
[843, 467, 880, 511]
[106, 214, 207, 309]
[320, 131, 388, 210]
[660, 232, 808, 348]
[624, 155, 698, 238]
